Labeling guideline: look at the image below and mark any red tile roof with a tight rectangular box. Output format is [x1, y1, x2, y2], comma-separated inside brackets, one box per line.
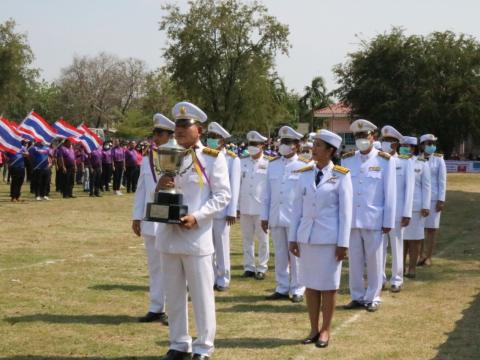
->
[314, 102, 352, 118]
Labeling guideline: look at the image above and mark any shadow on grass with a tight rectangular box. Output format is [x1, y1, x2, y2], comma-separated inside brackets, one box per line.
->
[89, 284, 148, 292]
[433, 290, 480, 360]
[4, 314, 137, 325]
[217, 303, 305, 313]
[155, 337, 299, 349]
[214, 294, 266, 303]
[0, 357, 159, 360]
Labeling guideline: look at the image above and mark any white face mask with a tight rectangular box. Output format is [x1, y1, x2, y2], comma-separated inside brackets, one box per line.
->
[301, 152, 312, 160]
[248, 146, 261, 156]
[356, 138, 371, 152]
[279, 144, 294, 156]
[381, 141, 394, 153]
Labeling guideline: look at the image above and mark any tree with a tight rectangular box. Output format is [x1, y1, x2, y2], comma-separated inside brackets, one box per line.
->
[299, 76, 332, 131]
[160, 0, 291, 133]
[0, 19, 39, 119]
[334, 28, 480, 156]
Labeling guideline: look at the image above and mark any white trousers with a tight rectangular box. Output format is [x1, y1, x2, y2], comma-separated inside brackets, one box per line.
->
[349, 229, 383, 304]
[161, 252, 216, 357]
[143, 235, 165, 313]
[240, 214, 269, 273]
[212, 218, 231, 287]
[270, 226, 304, 296]
[382, 223, 404, 287]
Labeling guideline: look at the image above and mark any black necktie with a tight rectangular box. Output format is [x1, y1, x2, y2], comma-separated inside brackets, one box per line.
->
[315, 170, 323, 186]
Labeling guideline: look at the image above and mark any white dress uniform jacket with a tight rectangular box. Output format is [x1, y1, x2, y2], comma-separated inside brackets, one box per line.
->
[412, 156, 431, 211]
[288, 162, 353, 247]
[341, 148, 397, 230]
[393, 154, 414, 221]
[239, 155, 269, 215]
[425, 153, 447, 202]
[214, 149, 240, 219]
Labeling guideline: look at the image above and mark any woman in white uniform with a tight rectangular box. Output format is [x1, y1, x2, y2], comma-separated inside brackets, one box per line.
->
[289, 129, 352, 349]
[400, 136, 431, 278]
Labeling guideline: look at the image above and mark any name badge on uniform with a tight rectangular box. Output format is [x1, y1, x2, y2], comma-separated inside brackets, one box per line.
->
[415, 168, 421, 173]
[369, 166, 381, 172]
[259, 165, 267, 170]
[327, 176, 338, 184]
[396, 166, 401, 170]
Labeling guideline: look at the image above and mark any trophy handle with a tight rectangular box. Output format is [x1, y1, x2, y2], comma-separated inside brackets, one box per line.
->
[176, 156, 194, 176]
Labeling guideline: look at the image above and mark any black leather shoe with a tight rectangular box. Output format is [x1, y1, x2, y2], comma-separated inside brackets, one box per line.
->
[265, 292, 289, 300]
[214, 284, 228, 292]
[366, 302, 380, 312]
[301, 332, 320, 345]
[243, 270, 255, 278]
[391, 285, 402, 293]
[315, 339, 329, 348]
[138, 311, 169, 325]
[343, 300, 364, 310]
[255, 272, 265, 280]
[160, 349, 192, 360]
[192, 354, 209, 360]
[291, 295, 304, 303]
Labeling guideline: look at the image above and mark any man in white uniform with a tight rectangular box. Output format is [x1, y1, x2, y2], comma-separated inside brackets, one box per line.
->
[131, 113, 174, 324]
[380, 125, 414, 292]
[156, 102, 231, 360]
[206, 122, 240, 291]
[418, 134, 446, 267]
[341, 119, 396, 312]
[239, 131, 270, 280]
[261, 126, 311, 303]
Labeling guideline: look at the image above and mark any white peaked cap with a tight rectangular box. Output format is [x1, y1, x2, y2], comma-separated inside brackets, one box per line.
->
[401, 136, 418, 146]
[172, 101, 207, 123]
[381, 125, 403, 141]
[278, 125, 303, 140]
[153, 113, 175, 131]
[314, 129, 342, 149]
[350, 119, 377, 134]
[208, 121, 231, 139]
[246, 130, 267, 142]
[420, 134, 438, 143]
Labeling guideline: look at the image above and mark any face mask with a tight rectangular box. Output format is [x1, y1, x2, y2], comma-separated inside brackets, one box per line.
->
[248, 146, 261, 156]
[424, 145, 436, 154]
[301, 152, 312, 160]
[206, 138, 220, 149]
[381, 141, 394, 153]
[279, 144, 294, 156]
[355, 138, 371, 152]
[399, 146, 411, 156]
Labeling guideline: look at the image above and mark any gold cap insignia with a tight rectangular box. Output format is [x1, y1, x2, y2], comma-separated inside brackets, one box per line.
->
[358, 122, 363, 129]
[179, 106, 187, 116]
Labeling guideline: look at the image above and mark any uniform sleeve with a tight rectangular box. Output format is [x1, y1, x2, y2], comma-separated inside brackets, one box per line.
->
[422, 162, 432, 209]
[132, 157, 148, 220]
[383, 158, 396, 228]
[402, 158, 414, 218]
[438, 157, 447, 201]
[225, 156, 241, 217]
[192, 153, 231, 227]
[260, 163, 272, 221]
[288, 177, 303, 243]
[338, 173, 353, 248]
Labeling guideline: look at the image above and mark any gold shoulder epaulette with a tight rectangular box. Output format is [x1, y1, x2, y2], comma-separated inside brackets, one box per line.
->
[342, 151, 355, 159]
[333, 165, 350, 174]
[226, 150, 238, 158]
[203, 147, 220, 157]
[294, 165, 314, 173]
[398, 154, 413, 160]
[378, 151, 391, 160]
[418, 157, 427, 162]
[433, 153, 443, 158]
[298, 156, 311, 163]
[267, 156, 280, 162]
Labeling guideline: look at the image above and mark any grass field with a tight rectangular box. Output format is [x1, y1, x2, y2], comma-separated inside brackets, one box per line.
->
[1, 173, 479, 360]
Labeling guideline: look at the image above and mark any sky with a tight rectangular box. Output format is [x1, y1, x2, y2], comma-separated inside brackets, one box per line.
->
[1, 0, 480, 95]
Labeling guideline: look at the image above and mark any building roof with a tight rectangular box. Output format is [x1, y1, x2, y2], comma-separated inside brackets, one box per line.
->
[313, 102, 352, 118]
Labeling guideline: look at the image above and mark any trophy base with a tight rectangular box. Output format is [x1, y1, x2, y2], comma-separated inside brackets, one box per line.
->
[144, 203, 188, 224]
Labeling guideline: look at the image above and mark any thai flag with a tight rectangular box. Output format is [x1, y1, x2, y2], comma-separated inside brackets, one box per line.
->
[3, 119, 40, 142]
[54, 119, 84, 139]
[19, 111, 57, 144]
[0, 117, 24, 154]
[77, 124, 103, 153]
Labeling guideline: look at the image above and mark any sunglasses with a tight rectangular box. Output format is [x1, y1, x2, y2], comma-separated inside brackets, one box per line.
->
[280, 138, 296, 145]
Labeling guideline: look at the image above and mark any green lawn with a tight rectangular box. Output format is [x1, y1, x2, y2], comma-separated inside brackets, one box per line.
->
[0, 173, 479, 359]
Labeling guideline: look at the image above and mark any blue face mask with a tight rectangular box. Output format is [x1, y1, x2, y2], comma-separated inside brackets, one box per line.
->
[424, 145, 436, 154]
[207, 138, 220, 149]
[399, 146, 411, 156]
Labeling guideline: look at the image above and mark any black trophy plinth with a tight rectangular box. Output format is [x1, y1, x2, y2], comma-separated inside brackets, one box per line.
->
[145, 192, 188, 224]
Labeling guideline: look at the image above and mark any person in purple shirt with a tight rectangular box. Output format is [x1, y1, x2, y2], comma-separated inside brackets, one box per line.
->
[111, 138, 125, 195]
[124, 140, 139, 193]
[29, 141, 51, 201]
[6, 146, 28, 202]
[89, 146, 103, 197]
[56, 138, 77, 198]
[101, 141, 113, 192]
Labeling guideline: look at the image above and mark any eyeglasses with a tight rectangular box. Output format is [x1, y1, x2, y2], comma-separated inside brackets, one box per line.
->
[354, 132, 370, 139]
[280, 138, 296, 145]
[175, 118, 198, 128]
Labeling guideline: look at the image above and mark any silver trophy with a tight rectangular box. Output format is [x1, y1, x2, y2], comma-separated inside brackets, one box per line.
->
[145, 138, 192, 223]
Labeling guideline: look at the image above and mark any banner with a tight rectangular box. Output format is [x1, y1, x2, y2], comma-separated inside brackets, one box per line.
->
[445, 160, 480, 173]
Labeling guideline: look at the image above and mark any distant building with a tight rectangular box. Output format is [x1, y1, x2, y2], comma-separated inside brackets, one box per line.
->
[313, 103, 355, 151]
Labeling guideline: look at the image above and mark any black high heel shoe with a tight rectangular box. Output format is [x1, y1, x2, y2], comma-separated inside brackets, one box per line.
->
[315, 338, 329, 348]
[301, 333, 320, 345]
